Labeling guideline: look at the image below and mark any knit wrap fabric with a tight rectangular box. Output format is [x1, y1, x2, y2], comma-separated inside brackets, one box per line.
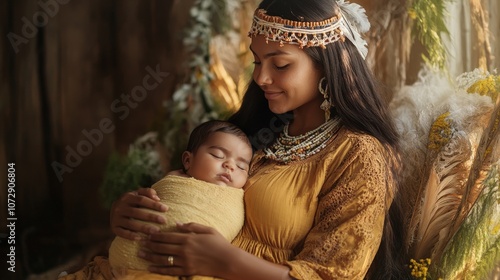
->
[108, 175, 244, 271]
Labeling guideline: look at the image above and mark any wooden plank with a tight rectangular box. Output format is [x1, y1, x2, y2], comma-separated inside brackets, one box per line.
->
[54, 0, 116, 233]
[8, 0, 53, 230]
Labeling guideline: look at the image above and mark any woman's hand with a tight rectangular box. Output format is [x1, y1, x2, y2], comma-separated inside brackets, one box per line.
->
[110, 188, 168, 240]
[139, 223, 234, 278]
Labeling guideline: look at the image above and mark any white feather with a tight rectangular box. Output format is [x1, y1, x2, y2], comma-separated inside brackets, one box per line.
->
[336, 0, 370, 58]
[337, 0, 370, 32]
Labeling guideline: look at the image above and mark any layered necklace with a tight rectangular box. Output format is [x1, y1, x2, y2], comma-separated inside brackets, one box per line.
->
[264, 117, 341, 164]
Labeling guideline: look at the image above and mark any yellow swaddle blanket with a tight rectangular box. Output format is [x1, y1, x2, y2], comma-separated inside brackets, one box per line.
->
[108, 175, 244, 271]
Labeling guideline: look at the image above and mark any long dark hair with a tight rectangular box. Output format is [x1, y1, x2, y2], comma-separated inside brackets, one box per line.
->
[229, 0, 410, 278]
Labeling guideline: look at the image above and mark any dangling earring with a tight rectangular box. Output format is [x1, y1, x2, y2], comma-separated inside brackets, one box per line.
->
[318, 77, 331, 121]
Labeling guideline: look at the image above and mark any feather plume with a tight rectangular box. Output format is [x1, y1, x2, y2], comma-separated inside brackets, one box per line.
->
[391, 67, 499, 278]
[431, 163, 500, 279]
[390, 67, 495, 253]
[336, 0, 370, 32]
[336, 0, 370, 58]
[390, 68, 461, 246]
[410, 127, 471, 260]
[445, 80, 500, 244]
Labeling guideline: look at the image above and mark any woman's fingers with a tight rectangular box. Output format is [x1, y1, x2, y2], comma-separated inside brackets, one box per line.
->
[148, 259, 193, 277]
[139, 239, 199, 276]
[138, 239, 187, 274]
[118, 214, 161, 233]
[110, 188, 168, 239]
[136, 187, 161, 201]
[176, 222, 216, 234]
[139, 233, 190, 266]
[113, 226, 143, 241]
[145, 225, 223, 250]
[115, 190, 168, 220]
[149, 265, 189, 276]
[147, 232, 186, 246]
[117, 203, 166, 224]
[121, 189, 168, 212]
[111, 214, 158, 240]
[137, 228, 231, 276]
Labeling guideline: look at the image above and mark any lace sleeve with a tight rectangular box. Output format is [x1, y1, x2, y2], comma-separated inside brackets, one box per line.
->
[285, 135, 390, 279]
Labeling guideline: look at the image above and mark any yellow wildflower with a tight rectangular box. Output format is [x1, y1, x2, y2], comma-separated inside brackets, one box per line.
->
[428, 112, 452, 151]
[409, 258, 440, 280]
[467, 74, 500, 101]
[408, 9, 417, 20]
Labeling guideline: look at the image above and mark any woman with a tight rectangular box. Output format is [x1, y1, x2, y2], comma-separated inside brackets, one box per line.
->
[110, 0, 410, 279]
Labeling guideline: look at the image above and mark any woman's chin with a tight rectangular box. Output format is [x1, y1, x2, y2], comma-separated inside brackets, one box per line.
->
[268, 105, 288, 115]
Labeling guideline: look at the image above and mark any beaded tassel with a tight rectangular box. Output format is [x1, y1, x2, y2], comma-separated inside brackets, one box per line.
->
[318, 77, 331, 121]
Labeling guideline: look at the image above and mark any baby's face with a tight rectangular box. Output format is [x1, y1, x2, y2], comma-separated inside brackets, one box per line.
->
[183, 132, 253, 189]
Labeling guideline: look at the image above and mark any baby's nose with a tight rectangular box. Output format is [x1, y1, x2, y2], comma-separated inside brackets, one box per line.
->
[223, 161, 234, 170]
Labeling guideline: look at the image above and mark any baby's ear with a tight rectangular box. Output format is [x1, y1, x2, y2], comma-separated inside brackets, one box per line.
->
[181, 151, 192, 170]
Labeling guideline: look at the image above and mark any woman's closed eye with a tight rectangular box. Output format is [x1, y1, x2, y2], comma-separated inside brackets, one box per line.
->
[253, 61, 289, 70]
[275, 64, 289, 70]
[252, 59, 289, 70]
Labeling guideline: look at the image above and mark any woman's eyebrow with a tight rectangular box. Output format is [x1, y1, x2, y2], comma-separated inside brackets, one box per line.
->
[249, 46, 292, 58]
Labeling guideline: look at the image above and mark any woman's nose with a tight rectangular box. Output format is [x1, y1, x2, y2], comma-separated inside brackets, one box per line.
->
[254, 67, 272, 86]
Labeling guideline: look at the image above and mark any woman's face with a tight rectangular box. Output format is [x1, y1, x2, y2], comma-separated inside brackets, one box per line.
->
[250, 35, 323, 116]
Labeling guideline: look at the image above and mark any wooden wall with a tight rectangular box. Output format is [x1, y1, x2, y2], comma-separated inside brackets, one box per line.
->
[1, 0, 193, 277]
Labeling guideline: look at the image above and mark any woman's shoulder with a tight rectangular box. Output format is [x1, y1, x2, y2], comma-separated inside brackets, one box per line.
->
[326, 127, 385, 156]
[315, 127, 390, 174]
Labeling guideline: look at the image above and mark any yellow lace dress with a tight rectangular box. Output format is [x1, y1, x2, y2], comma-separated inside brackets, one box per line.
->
[59, 128, 392, 280]
[232, 127, 392, 279]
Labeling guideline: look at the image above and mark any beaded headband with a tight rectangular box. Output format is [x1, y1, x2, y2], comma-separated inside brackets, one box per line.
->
[248, 9, 344, 49]
[248, 1, 370, 59]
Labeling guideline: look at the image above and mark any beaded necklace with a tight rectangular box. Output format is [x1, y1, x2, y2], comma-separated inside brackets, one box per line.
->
[264, 117, 341, 164]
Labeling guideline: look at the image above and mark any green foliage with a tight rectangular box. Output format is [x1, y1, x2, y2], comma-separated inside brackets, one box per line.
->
[409, 0, 453, 69]
[432, 164, 500, 279]
[99, 151, 158, 209]
[161, 0, 232, 168]
[209, 0, 231, 35]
